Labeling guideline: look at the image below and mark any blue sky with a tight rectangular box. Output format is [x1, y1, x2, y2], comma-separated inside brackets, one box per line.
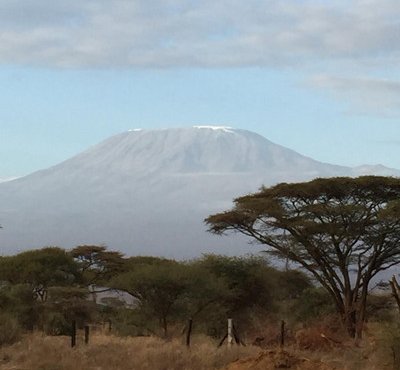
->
[1, 0, 400, 179]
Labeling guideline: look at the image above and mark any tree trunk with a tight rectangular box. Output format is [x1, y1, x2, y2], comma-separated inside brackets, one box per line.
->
[343, 309, 357, 338]
[390, 276, 400, 314]
[355, 290, 368, 341]
[342, 297, 367, 340]
[355, 316, 364, 341]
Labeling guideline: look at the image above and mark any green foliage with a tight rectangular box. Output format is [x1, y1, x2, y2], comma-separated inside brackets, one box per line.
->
[0, 248, 95, 334]
[293, 287, 335, 322]
[0, 284, 38, 330]
[180, 264, 230, 316]
[112, 308, 158, 337]
[194, 255, 312, 336]
[41, 286, 96, 334]
[366, 294, 395, 322]
[111, 259, 194, 336]
[0, 245, 316, 341]
[195, 255, 273, 314]
[110, 254, 313, 338]
[41, 311, 70, 336]
[124, 256, 173, 268]
[195, 255, 310, 312]
[273, 269, 312, 300]
[0, 247, 80, 301]
[70, 245, 125, 285]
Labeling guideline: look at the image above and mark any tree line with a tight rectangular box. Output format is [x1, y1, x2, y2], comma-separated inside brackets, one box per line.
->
[0, 245, 328, 341]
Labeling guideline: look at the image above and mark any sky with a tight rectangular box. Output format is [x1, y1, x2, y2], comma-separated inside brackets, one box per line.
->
[1, 0, 400, 179]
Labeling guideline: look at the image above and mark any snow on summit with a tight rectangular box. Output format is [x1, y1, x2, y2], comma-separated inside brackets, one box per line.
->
[193, 125, 234, 133]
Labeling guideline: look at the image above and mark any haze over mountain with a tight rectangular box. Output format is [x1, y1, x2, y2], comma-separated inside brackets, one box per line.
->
[1, 126, 399, 257]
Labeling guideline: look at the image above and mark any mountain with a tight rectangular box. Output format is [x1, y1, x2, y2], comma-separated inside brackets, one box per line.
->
[0, 177, 19, 183]
[0, 126, 399, 257]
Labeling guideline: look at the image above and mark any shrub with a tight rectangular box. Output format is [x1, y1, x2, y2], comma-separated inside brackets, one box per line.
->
[294, 287, 335, 322]
[374, 322, 400, 369]
[41, 311, 70, 336]
[0, 313, 21, 345]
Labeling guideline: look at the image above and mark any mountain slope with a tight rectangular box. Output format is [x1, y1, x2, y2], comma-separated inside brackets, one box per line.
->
[0, 126, 399, 257]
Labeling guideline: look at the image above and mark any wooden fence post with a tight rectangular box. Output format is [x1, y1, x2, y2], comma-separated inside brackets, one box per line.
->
[228, 318, 233, 347]
[218, 318, 240, 348]
[85, 325, 90, 345]
[186, 319, 193, 347]
[71, 321, 76, 348]
[218, 333, 228, 347]
[280, 320, 285, 347]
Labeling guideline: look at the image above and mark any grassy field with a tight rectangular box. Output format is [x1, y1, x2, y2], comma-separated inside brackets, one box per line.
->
[0, 332, 258, 370]
[0, 323, 397, 370]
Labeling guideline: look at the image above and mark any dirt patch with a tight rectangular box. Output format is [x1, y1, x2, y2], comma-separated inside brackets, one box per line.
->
[223, 349, 338, 370]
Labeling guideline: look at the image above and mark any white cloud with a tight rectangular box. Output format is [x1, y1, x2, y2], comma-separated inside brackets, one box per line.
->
[3, 0, 400, 117]
[311, 75, 400, 117]
[0, 0, 400, 68]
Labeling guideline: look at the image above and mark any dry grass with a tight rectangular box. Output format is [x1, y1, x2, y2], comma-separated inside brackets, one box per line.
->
[0, 332, 259, 370]
[0, 321, 397, 370]
[224, 340, 392, 370]
[240, 319, 398, 370]
[288, 322, 396, 370]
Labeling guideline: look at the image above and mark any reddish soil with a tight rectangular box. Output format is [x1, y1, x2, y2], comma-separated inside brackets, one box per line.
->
[224, 349, 338, 370]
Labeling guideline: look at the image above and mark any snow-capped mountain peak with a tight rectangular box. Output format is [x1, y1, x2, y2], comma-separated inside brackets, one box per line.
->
[0, 127, 398, 257]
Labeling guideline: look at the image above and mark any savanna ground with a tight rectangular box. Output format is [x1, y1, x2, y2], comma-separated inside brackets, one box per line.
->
[0, 320, 398, 370]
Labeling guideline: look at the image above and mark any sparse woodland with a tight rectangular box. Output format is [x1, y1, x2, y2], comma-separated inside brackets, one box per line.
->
[1, 176, 400, 369]
[0, 247, 319, 340]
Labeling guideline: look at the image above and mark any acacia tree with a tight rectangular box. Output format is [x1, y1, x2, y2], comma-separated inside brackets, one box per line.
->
[70, 245, 125, 301]
[0, 247, 79, 302]
[70, 245, 125, 285]
[206, 176, 400, 339]
[111, 260, 192, 337]
[110, 257, 230, 337]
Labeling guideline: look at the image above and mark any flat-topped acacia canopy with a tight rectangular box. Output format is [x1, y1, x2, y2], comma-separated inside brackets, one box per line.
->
[206, 176, 400, 339]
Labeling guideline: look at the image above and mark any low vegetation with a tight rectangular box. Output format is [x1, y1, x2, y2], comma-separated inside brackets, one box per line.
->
[0, 322, 398, 370]
[0, 247, 318, 339]
[0, 333, 260, 370]
[0, 246, 398, 369]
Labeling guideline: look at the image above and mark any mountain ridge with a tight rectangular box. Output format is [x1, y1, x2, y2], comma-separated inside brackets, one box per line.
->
[0, 126, 399, 257]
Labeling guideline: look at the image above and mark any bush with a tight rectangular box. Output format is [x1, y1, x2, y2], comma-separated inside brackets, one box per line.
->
[41, 311, 71, 336]
[0, 313, 21, 345]
[293, 287, 335, 322]
[374, 322, 400, 370]
[366, 294, 395, 322]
